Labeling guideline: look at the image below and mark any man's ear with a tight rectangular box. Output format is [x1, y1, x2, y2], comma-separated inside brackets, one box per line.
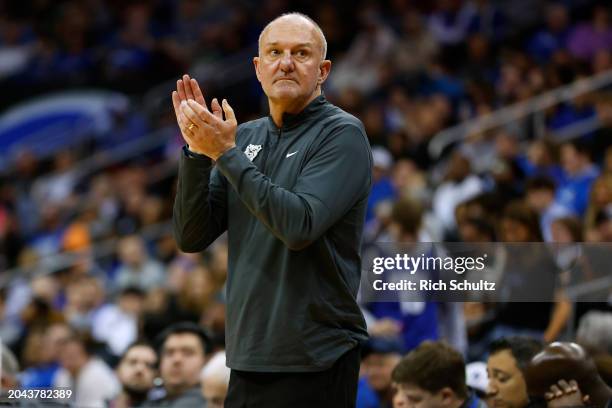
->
[318, 59, 332, 85]
[253, 57, 261, 82]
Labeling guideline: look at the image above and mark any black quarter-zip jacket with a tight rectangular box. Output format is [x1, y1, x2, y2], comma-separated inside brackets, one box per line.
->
[173, 94, 371, 372]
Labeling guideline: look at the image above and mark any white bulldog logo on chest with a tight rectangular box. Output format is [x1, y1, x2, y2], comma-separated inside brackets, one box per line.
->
[244, 144, 263, 161]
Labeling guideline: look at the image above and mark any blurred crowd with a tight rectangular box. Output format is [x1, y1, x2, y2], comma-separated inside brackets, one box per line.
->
[1, 0, 612, 406]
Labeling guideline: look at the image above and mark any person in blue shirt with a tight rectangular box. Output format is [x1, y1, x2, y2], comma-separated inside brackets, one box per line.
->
[556, 141, 599, 216]
[363, 198, 439, 354]
[357, 337, 403, 408]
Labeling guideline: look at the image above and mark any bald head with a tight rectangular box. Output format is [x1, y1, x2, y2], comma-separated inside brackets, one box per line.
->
[258, 13, 327, 61]
[524, 342, 611, 404]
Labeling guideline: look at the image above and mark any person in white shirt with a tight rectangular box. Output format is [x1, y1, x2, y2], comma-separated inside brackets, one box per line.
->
[53, 334, 120, 408]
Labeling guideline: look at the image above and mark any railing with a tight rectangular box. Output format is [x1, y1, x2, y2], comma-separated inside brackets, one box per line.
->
[0, 220, 174, 289]
[428, 68, 612, 158]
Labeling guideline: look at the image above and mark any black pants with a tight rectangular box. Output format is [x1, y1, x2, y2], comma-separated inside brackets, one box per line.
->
[224, 346, 361, 408]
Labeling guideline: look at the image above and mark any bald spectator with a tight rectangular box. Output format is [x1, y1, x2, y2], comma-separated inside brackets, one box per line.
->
[577, 311, 612, 355]
[114, 235, 165, 292]
[525, 342, 612, 407]
[201, 351, 230, 408]
[110, 341, 158, 408]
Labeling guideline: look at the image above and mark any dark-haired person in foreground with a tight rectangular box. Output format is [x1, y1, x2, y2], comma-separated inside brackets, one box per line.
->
[172, 11, 371, 407]
[109, 341, 158, 408]
[147, 322, 209, 407]
[392, 341, 486, 408]
[486, 337, 544, 408]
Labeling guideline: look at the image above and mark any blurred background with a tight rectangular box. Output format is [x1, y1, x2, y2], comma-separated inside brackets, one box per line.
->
[0, 0, 611, 404]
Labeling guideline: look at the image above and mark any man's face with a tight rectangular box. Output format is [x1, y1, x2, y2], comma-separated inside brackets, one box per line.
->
[117, 345, 157, 394]
[362, 353, 401, 392]
[160, 333, 206, 394]
[487, 350, 529, 408]
[254, 16, 330, 105]
[400, 384, 447, 408]
[526, 189, 554, 213]
[59, 341, 88, 376]
[202, 378, 228, 408]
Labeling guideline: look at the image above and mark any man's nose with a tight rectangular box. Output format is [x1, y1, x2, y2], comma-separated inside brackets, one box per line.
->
[487, 383, 498, 396]
[279, 52, 295, 71]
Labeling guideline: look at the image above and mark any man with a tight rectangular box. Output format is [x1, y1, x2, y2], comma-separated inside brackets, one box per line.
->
[53, 334, 120, 408]
[109, 341, 158, 408]
[392, 341, 486, 408]
[149, 322, 209, 407]
[487, 337, 544, 408]
[357, 337, 403, 408]
[525, 342, 612, 408]
[525, 176, 571, 242]
[172, 12, 371, 407]
[200, 351, 230, 408]
[556, 141, 599, 217]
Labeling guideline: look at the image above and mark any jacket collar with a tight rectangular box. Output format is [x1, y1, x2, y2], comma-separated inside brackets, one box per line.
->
[267, 93, 327, 131]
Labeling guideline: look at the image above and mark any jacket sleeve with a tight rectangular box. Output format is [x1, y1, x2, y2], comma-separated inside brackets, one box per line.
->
[215, 124, 372, 250]
[173, 147, 228, 252]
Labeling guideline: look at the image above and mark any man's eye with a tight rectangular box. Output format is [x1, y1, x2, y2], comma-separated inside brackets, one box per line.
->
[496, 374, 510, 383]
[270, 50, 280, 56]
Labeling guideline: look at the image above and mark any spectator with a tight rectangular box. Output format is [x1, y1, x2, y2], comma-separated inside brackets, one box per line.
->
[551, 216, 583, 244]
[63, 276, 105, 332]
[357, 337, 403, 408]
[392, 340, 486, 408]
[392, 387, 408, 408]
[525, 342, 612, 408]
[92, 287, 145, 358]
[525, 176, 571, 242]
[114, 235, 165, 292]
[20, 322, 71, 389]
[366, 146, 396, 223]
[53, 334, 120, 408]
[432, 152, 485, 236]
[585, 173, 612, 237]
[110, 341, 158, 408]
[365, 197, 440, 354]
[149, 322, 209, 407]
[486, 337, 543, 408]
[577, 311, 612, 355]
[0, 343, 20, 397]
[330, 7, 396, 95]
[492, 201, 570, 343]
[428, 0, 476, 47]
[557, 141, 600, 216]
[567, 5, 612, 61]
[527, 3, 570, 63]
[390, 9, 439, 79]
[200, 351, 230, 408]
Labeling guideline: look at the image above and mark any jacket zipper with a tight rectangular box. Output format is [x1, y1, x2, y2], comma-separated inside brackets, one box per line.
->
[263, 126, 282, 175]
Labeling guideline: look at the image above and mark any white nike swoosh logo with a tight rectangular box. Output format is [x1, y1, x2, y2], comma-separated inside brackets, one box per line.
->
[286, 151, 298, 158]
